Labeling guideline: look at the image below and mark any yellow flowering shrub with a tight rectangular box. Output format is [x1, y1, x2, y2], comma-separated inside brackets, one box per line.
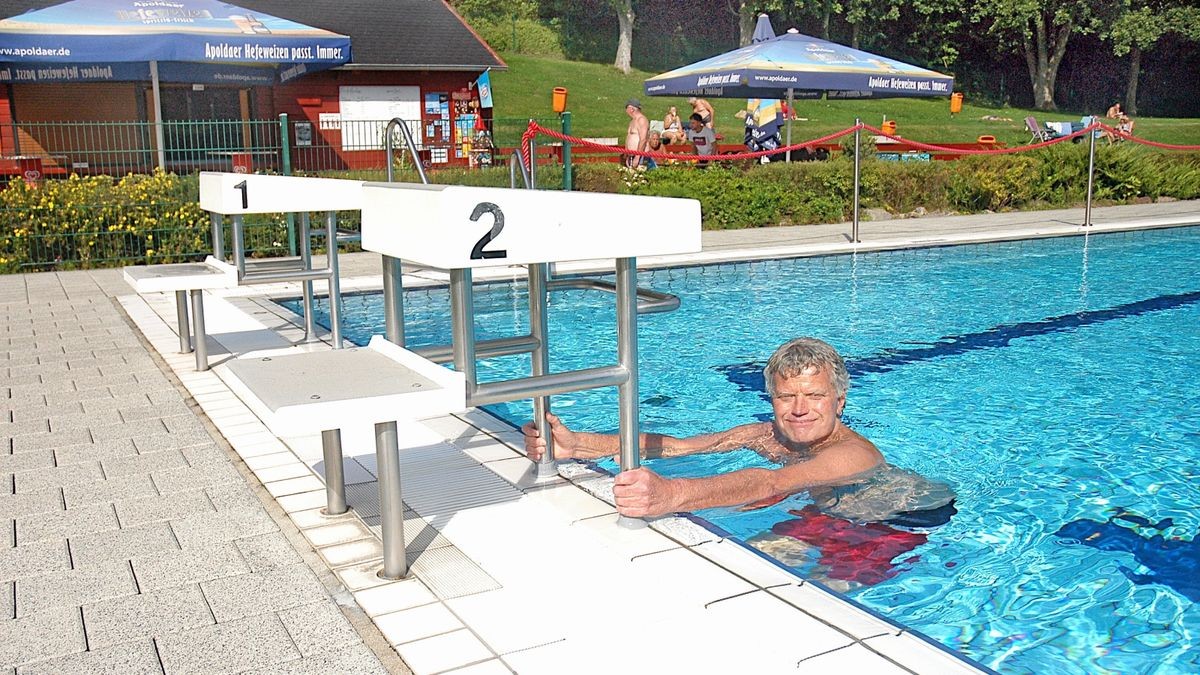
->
[0, 169, 210, 272]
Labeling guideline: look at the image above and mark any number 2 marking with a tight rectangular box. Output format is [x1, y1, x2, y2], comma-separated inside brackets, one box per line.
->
[233, 180, 248, 209]
[469, 202, 507, 260]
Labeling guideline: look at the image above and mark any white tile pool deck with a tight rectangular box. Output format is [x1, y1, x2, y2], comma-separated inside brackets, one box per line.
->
[3, 200, 1197, 673]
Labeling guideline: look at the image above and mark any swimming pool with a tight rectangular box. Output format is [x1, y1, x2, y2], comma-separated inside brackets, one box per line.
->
[283, 225, 1200, 674]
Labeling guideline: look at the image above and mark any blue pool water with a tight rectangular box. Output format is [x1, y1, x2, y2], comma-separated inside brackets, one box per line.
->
[283, 226, 1200, 674]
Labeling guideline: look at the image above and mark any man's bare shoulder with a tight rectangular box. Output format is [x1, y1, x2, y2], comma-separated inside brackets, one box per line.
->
[821, 428, 884, 468]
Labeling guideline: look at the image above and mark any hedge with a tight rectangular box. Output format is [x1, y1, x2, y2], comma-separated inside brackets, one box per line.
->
[1, 145, 1196, 272]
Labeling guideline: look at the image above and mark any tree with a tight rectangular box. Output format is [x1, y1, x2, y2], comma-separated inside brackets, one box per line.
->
[1107, 2, 1200, 115]
[844, 0, 901, 49]
[973, 0, 1115, 110]
[727, 1, 787, 46]
[612, 0, 636, 73]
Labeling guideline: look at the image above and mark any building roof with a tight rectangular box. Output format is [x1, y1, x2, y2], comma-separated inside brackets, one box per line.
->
[0, 0, 505, 72]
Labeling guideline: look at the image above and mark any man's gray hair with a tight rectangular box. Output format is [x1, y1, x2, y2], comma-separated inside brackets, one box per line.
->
[763, 337, 849, 397]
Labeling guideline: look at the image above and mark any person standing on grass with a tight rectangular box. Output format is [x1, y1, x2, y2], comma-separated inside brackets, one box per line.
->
[624, 98, 650, 169]
[688, 96, 716, 130]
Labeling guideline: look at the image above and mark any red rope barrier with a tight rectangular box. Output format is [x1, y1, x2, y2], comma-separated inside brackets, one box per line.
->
[1092, 122, 1200, 151]
[525, 120, 861, 163]
[520, 119, 1200, 166]
[860, 123, 1094, 154]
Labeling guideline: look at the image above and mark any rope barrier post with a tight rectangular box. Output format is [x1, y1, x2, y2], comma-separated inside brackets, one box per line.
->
[279, 113, 297, 257]
[1084, 118, 1097, 228]
[786, 87, 794, 163]
[528, 121, 538, 190]
[561, 112, 573, 191]
[852, 118, 861, 244]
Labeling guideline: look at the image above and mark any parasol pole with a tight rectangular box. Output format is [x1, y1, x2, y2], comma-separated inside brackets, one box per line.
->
[150, 60, 166, 170]
[785, 87, 794, 163]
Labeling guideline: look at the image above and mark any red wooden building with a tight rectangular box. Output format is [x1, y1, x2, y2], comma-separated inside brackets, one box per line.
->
[0, 0, 506, 175]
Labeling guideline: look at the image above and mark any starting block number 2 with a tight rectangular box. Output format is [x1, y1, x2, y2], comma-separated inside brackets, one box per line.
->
[468, 202, 507, 260]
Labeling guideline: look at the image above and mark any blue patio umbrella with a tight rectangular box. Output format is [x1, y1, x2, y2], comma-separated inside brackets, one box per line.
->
[645, 28, 952, 161]
[0, 0, 351, 167]
[644, 28, 953, 100]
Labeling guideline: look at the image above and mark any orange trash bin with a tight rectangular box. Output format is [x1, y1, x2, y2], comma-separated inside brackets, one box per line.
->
[881, 120, 897, 136]
[950, 92, 964, 115]
[551, 87, 568, 113]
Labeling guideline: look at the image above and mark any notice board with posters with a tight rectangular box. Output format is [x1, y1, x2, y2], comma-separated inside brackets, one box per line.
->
[339, 86, 421, 150]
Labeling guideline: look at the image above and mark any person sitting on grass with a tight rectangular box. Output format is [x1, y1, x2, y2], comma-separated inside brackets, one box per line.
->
[662, 106, 686, 145]
[643, 130, 664, 169]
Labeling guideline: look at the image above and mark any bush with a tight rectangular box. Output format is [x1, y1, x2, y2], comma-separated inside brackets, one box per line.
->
[2, 146, 1196, 272]
[0, 170, 210, 272]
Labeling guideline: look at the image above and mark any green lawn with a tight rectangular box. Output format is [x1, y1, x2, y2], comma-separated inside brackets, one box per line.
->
[490, 53, 1200, 147]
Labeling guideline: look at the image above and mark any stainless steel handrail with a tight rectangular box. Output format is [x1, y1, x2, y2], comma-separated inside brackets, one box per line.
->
[225, 211, 346, 347]
[510, 150, 531, 189]
[547, 277, 680, 314]
[385, 118, 428, 185]
[381, 116, 428, 347]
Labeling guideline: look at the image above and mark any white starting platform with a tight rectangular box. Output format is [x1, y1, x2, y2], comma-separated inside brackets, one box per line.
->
[122, 256, 238, 371]
[222, 336, 465, 578]
[222, 337, 464, 437]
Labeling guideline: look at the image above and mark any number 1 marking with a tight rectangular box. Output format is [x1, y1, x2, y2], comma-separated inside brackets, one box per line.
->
[233, 180, 248, 209]
[468, 202, 507, 260]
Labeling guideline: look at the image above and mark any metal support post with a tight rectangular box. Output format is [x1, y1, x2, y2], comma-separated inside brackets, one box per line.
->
[561, 112, 573, 191]
[210, 213, 224, 262]
[615, 257, 645, 529]
[175, 290, 192, 354]
[189, 289, 208, 372]
[382, 256, 405, 346]
[450, 269, 479, 397]
[320, 429, 348, 515]
[299, 212, 317, 342]
[786, 88, 794, 163]
[280, 113, 297, 256]
[1084, 118, 1097, 228]
[852, 118, 862, 244]
[231, 215, 246, 279]
[375, 420, 408, 579]
[528, 263, 557, 478]
[325, 211, 344, 349]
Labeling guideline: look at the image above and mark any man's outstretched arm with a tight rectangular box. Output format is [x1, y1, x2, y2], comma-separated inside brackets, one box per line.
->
[613, 440, 881, 517]
[522, 413, 764, 462]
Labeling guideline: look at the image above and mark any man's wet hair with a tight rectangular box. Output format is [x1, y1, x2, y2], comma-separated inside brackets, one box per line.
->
[690, 113, 705, 123]
[764, 337, 850, 397]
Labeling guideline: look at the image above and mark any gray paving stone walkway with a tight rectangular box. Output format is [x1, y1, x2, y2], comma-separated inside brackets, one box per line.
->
[1, 271, 396, 674]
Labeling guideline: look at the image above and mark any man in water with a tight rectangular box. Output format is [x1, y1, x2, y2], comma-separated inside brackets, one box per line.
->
[623, 98, 649, 169]
[523, 337, 955, 524]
